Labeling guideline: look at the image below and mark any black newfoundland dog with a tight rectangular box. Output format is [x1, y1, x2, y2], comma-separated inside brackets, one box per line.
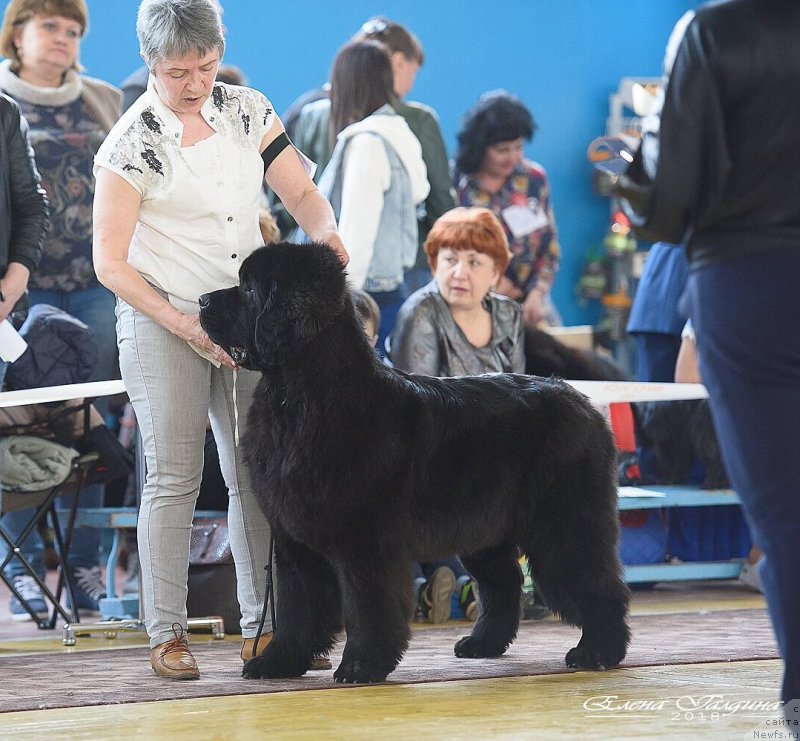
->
[199, 242, 630, 684]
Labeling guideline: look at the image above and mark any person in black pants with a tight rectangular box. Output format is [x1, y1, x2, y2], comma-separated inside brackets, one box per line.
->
[616, 0, 800, 714]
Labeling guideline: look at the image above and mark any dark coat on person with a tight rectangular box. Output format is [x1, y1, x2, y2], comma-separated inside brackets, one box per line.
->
[0, 94, 48, 312]
[619, 0, 800, 269]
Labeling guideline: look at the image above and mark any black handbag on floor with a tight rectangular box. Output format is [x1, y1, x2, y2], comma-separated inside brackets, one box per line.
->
[186, 518, 240, 634]
[78, 425, 135, 486]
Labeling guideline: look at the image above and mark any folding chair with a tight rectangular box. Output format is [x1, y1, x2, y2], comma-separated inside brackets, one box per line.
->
[0, 396, 116, 629]
[0, 435, 99, 630]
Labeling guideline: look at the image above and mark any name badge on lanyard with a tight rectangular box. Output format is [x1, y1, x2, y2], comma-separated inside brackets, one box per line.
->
[501, 202, 548, 239]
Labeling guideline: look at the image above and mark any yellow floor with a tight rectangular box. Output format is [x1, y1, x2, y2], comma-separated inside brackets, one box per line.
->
[0, 660, 784, 741]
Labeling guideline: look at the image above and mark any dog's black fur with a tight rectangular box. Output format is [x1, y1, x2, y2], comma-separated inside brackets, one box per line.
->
[634, 400, 729, 489]
[199, 242, 630, 684]
[524, 326, 630, 382]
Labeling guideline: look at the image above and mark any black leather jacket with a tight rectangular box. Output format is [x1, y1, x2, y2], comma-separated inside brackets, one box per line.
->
[619, 0, 800, 269]
[0, 93, 48, 309]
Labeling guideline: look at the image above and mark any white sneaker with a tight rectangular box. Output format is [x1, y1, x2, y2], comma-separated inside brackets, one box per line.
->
[68, 566, 107, 613]
[738, 559, 764, 593]
[9, 574, 49, 622]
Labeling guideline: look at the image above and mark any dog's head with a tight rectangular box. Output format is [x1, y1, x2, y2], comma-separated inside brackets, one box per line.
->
[199, 241, 347, 370]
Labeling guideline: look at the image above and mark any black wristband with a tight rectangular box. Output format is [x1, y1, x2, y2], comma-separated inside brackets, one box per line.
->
[261, 132, 291, 175]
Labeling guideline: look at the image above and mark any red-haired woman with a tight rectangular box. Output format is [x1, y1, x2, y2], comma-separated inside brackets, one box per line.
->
[389, 206, 523, 377]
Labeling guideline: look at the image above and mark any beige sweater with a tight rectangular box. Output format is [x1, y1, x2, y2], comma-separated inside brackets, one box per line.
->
[0, 60, 121, 134]
[80, 75, 122, 133]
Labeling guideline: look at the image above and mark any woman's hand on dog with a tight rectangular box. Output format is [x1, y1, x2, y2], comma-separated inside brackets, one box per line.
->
[174, 313, 238, 369]
[317, 230, 349, 266]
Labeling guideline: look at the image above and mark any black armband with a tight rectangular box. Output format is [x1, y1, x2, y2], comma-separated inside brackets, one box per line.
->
[261, 132, 291, 175]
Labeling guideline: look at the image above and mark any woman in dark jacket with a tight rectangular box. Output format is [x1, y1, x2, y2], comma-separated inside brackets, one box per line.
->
[0, 92, 48, 381]
[616, 0, 800, 710]
[0, 91, 48, 624]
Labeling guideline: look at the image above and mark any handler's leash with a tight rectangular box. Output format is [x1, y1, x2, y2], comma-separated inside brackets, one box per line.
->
[254, 535, 276, 646]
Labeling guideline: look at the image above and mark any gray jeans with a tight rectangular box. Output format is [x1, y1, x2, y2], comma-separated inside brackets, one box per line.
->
[116, 300, 271, 647]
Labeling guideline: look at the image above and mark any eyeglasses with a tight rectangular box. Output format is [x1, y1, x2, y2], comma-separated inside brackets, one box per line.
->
[361, 18, 390, 37]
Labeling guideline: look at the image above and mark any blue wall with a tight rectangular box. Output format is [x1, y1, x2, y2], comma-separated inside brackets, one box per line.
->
[81, 0, 697, 325]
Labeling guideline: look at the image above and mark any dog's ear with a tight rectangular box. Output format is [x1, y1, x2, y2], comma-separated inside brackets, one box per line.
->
[247, 241, 349, 362]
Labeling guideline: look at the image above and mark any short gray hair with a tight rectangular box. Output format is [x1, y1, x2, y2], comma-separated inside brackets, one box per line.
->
[137, 0, 225, 68]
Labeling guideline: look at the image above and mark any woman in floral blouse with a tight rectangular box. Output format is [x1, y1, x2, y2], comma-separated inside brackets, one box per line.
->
[93, 0, 345, 680]
[454, 90, 562, 328]
[0, 0, 121, 381]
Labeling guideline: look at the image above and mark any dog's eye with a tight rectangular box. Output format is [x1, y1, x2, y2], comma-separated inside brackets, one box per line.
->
[247, 282, 276, 317]
[262, 284, 276, 311]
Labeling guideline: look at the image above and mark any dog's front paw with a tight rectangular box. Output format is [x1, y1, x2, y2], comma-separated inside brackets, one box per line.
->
[333, 658, 389, 684]
[565, 644, 606, 670]
[454, 635, 507, 659]
[565, 639, 624, 671]
[242, 650, 307, 680]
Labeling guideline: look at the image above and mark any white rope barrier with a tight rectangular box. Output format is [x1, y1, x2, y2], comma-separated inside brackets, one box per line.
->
[0, 380, 127, 409]
[566, 380, 708, 404]
[0, 379, 708, 409]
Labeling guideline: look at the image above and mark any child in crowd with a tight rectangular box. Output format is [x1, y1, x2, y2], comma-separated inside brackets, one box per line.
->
[351, 288, 381, 349]
[414, 561, 478, 623]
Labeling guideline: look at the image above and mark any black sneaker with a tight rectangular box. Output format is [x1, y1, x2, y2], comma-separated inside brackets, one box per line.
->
[520, 590, 552, 621]
[68, 566, 107, 612]
[418, 566, 455, 624]
[9, 575, 48, 622]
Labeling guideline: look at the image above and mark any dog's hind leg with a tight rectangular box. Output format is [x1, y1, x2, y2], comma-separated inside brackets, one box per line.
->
[523, 498, 630, 671]
[455, 542, 522, 658]
[332, 555, 413, 684]
[243, 530, 342, 680]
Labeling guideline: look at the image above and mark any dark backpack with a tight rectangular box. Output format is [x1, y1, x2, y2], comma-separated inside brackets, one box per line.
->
[5, 304, 97, 390]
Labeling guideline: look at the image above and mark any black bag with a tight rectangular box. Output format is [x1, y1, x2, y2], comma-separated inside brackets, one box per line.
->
[78, 425, 135, 486]
[5, 304, 98, 390]
[186, 518, 240, 634]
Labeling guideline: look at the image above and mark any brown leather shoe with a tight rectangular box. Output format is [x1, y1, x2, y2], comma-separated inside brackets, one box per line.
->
[150, 624, 199, 680]
[240, 632, 273, 661]
[240, 634, 332, 669]
[310, 653, 332, 670]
